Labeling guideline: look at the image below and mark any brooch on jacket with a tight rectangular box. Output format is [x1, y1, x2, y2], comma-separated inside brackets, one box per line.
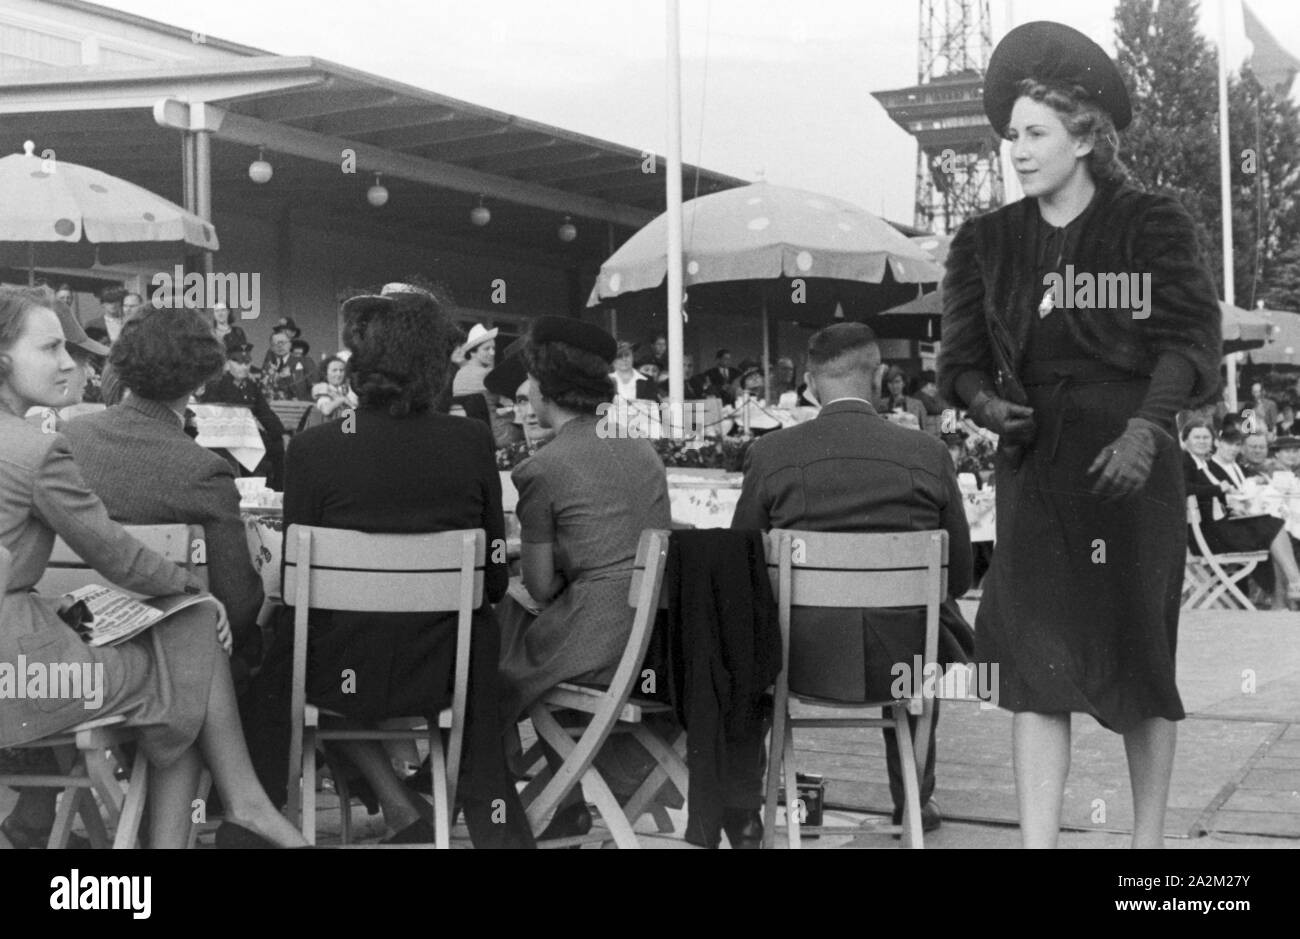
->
[1038, 286, 1056, 318]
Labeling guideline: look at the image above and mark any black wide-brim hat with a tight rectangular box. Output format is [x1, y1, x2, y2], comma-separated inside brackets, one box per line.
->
[984, 21, 1132, 133]
[528, 315, 618, 364]
[484, 336, 529, 398]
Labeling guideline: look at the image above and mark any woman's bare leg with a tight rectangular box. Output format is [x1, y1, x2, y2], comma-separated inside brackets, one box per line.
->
[1269, 528, 1300, 588]
[148, 748, 202, 849]
[195, 648, 307, 847]
[1013, 712, 1070, 848]
[1123, 717, 1176, 849]
[331, 738, 430, 833]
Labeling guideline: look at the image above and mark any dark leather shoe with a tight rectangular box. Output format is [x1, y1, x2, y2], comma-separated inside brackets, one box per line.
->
[538, 802, 592, 841]
[1, 815, 91, 850]
[722, 808, 763, 849]
[891, 800, 941, 838]
[381, 818, 435, 845]
[214, 821, 278, 849]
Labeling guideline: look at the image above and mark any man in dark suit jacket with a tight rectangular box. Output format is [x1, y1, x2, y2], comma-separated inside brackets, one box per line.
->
[731, 322, 974, 832]
[62, 310, 265, 687]
[82, 285, 127, 346]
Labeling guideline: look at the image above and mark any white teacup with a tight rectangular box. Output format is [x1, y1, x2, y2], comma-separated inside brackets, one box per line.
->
[234, 477, 267, 497]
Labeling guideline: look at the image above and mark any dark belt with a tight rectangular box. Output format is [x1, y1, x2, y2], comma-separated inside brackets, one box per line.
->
[1020, 359, 1149, 463]
[1021, 358, 1147, 387]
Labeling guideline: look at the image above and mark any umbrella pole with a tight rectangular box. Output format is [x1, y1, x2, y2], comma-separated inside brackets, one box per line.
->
[762, 288, 771, 402]
[664, 0, 686, 433]
[27, 243, 34, 286]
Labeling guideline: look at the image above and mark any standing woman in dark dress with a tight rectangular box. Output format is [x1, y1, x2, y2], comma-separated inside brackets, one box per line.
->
[938, 22, 1223, 848]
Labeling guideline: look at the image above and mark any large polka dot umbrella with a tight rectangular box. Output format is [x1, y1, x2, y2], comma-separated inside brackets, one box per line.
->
[588, 181, 941, 307]
[587, 181, 944, 400]
[0, 141, 219, 276]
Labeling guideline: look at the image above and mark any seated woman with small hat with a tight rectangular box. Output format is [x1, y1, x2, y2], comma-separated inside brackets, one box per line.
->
[495, 316, 672, 839]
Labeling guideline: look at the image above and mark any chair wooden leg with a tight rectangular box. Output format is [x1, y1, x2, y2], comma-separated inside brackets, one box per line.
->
[301, 731, 317, 845]
[762, 710, 786, 850]
[45, 747, 82, 849]
[581, 767, 639, 849]
[892, 705, 924, 849]
[334, 771, 353, 846]
[113, 749, 148, 849]
[84, 748, 124, 833]
[525, 707, 589, 833]
[77, 790, 110, 849]
[520, 763, 554, 808]
[430, 733, 449, 849]
[628, 723, 689, 798]
[783, 720, 800, 850]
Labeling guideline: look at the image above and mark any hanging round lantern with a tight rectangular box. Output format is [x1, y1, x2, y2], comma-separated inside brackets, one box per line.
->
[470, 195, 491, 227]
[248, 148, 273, 184]
[367, 173, 389, 207]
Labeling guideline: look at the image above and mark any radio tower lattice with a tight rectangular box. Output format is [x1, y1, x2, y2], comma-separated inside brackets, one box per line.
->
[872, 0, 1004, 234]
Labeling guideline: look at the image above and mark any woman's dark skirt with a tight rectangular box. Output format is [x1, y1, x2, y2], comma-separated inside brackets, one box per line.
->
[975, 371, 1187, 732]
[1192, 515, 1283, 556]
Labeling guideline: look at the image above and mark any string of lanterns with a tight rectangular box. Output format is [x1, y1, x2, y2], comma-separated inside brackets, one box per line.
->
[248, 149, 580, 239]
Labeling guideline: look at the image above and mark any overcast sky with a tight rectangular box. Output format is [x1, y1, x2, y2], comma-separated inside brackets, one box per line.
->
[100, 0, 1299, 225]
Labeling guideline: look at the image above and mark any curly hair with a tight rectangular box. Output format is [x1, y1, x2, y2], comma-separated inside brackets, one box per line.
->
[110, 307, 226, 401]
[1011, 78, 1128, 184]
[0, 285, 54, 385]
[344, 292, 454, 416]
[524, 338, 614, 416]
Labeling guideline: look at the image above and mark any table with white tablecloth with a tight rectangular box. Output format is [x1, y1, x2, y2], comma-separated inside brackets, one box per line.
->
[191, 403, 266, 471]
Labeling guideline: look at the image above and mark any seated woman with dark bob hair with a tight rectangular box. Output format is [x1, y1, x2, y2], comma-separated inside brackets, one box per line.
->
[496, 316, 672, 837]
[246, 286, 533, 847]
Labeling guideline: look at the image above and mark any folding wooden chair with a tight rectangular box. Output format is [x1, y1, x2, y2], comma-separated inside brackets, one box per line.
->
[763, 529, 946, 849]
[1183, 496, 1268, 610]
[520, 529, 687, 848]
[283, 525, 483, 848]
[0, 524, 206, 848]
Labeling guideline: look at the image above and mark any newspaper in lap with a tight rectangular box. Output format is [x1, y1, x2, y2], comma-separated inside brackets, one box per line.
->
[61, 584, 212, 647]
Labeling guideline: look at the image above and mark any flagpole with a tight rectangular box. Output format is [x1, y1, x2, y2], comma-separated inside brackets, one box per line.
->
[1219, 0, 1238, 411]
[665, 0, 686, 424]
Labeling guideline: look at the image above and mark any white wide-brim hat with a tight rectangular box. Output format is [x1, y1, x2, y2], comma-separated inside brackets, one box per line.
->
[463, 323, 499, 354]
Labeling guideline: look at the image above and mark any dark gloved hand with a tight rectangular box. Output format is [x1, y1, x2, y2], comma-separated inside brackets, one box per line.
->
[968, 390, 1037, 445]
[1087, 417, 1171, 499]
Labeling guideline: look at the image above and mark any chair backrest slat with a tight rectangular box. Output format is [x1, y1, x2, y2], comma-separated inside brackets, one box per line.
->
[766, 528, 947, 610]
[38, 524, 205, 597]
[283, 526, 485, 613]
[764, 529, 948, 572]
[779, 567, 948, 608]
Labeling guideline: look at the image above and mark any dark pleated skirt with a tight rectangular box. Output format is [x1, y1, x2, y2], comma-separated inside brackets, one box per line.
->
[975, 375, 1187, 732]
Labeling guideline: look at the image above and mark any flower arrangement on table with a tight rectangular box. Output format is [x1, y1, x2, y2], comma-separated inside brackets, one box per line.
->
[493, 433, 754, 473]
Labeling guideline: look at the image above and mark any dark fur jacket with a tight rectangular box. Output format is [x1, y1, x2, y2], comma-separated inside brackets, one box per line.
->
[937, 178, 1223, 409]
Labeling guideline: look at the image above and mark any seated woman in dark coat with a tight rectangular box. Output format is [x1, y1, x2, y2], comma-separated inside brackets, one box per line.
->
[246, 287, 533, 847]
[1182, 421, 1300, 607]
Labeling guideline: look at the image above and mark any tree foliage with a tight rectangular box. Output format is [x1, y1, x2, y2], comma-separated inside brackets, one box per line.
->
[1113, 0, 1300, 311]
